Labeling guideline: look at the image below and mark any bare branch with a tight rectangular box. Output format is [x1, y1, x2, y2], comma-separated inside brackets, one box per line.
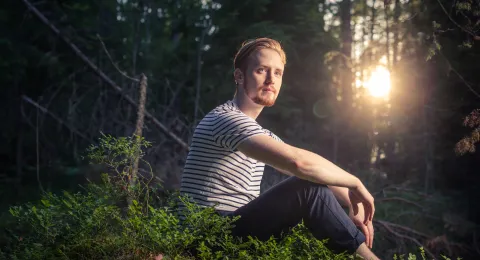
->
[21, 0, 189, 151]
[436, 0, 479, 39]
[131, 74, 148, 186]
[22, 95, 92, 143]
[438, 50, 480, 100]
[376, 220, 431, 238]
[96, 34, 139, 82]
[376, 197, 423, 208]
[375, 220, 435, 259]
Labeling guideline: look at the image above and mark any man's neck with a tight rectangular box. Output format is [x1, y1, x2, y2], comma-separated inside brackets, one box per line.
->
[232, 95, 264, 120]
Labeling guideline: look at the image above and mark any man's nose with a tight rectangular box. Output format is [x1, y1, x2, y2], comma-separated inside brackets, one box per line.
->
[266, 71, 275, 84]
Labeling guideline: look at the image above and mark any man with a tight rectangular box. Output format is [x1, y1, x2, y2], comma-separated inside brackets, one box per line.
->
[180, 38, 379, 259]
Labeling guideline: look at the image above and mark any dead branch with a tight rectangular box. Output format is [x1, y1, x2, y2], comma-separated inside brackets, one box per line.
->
[436, 0, 479, 39]
[22, 95, 92, 143]
[376, 220, 431, 239]
[375, 220, 435, 259]
[376, 197, 423, 208]
[22, 0, 189, 151]
[96, 34, 139, 82]
[131, 74, 148, 186]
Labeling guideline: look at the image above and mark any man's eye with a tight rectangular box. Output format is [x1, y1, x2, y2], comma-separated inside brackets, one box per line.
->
[275, 71, 282, 76]
[257, 68, 265, 73]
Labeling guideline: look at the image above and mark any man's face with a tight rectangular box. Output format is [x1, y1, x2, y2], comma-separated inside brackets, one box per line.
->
[239, 48, 284, 107]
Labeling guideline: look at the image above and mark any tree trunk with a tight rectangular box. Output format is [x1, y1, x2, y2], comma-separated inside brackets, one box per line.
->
[194, 27, 207, 129]
[338, 0, 354, 165]
[370, 0, 377, 69]
[384, 4, 391, 69]
[393, 0, 401, 66]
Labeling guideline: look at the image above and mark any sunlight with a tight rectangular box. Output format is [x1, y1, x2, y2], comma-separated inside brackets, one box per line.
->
[365, 66, 391, 98]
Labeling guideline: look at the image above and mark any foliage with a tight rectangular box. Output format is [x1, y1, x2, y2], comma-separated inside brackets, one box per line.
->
[455, 109, 480, 154]
[0, 184, 340, 260]
[1, 134, 339, 259]
[0, 0, 479, 258]
[0, 135, 459, 260]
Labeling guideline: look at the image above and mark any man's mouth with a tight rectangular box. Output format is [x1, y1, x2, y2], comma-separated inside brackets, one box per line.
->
[262, 87, 275, 93]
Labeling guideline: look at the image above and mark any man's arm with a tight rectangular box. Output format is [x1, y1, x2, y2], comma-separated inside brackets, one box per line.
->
[238, 134, 361, 189]
[237, 134, 375, 221]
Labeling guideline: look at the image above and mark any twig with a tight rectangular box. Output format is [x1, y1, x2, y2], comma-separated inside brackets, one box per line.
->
[376, 197, 423, 208]
[436, 0, 480, 40]
[438, 51, 480, 99]
[96, 34, 139, 82]
[22, 95, 92, 143]
[376, 220, 431, 239]
[21, 0, 189, 151]
[375, 220, 435, 259]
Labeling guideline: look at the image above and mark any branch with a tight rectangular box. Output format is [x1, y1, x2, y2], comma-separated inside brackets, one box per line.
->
[21, 0, 189, 151]
[22, 95, 92, 143]
[376, 197, 423, 208]
[96, 34, 139, 82]
[376, 220, 431, 239]
[375, 220, 435, 259]
[131, 74, 148, 187]
[439, 51, 480, 99]
[436, 0, 479, 39]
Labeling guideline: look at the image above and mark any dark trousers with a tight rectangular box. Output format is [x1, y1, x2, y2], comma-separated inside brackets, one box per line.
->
[220, 176, 366, 254]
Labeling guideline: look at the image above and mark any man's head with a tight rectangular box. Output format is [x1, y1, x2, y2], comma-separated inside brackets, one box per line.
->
[233, 38, 286, 107]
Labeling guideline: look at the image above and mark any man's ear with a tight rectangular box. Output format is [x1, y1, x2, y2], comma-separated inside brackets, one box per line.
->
[234, 68, 244, 85]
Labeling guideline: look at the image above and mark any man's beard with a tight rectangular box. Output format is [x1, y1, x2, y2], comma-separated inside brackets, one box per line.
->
[243, 83, 276, 107]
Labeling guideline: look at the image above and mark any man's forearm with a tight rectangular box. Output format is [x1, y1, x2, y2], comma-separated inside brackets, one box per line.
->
[289, 147, 361, 189]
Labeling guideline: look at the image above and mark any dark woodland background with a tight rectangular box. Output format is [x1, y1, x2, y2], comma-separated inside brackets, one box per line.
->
[1, 0, 480, 258]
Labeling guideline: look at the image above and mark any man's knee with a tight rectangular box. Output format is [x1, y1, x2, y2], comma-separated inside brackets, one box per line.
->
[286, 177, 336, 203]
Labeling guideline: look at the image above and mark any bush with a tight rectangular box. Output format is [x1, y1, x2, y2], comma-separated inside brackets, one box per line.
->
[0, 135, 460, 259]
[0, 174, 343, 259]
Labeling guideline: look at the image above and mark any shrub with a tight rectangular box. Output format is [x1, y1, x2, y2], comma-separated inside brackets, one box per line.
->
[0, 135, 460, 259]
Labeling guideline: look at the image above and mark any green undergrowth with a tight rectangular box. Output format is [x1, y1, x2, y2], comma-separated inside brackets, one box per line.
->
[0, 135, 460, 259]
[0, 178, 450, 260]
[0, 176, 343, 259]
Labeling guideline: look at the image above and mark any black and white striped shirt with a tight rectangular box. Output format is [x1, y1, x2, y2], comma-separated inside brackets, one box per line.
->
[179, 100, 282, 213]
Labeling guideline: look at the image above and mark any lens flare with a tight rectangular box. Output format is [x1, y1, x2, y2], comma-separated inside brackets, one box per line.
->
[365, 66, 391, 98]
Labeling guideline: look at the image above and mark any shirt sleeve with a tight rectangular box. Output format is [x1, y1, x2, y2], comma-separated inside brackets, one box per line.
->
[212, 111, 267, 151]
[265, 130, 283, 143]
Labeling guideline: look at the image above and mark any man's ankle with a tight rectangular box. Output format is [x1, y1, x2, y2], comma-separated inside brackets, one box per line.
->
[355, 243, 380, 260]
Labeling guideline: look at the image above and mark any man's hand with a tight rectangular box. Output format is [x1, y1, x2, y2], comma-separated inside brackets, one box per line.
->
[349, 182, 375, 224]
[349, 202, 375, 248]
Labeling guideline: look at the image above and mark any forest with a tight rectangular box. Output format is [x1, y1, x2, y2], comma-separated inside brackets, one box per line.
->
[0, 0, 479, 259]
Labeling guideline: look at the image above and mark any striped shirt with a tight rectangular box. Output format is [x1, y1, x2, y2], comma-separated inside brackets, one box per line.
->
[179, 100, 282, 213]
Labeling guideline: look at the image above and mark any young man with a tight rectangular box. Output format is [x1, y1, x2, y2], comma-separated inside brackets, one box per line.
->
[180, 38, 379, 259]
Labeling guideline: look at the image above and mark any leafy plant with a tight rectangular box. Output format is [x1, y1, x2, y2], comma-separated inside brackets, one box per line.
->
[0, 135, 460, 259]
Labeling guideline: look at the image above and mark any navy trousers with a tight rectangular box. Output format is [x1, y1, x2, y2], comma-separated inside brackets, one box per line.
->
[220, 176, 366, 254]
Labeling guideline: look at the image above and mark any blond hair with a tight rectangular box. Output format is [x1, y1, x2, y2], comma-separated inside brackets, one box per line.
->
[233, 38, 287, 72]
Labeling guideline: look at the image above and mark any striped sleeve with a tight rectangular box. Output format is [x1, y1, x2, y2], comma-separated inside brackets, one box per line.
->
[266, 129, 283, 143]
[212, 112, 266, 151]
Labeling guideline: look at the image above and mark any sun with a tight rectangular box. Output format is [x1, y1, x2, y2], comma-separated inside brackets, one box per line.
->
[365, 66, 391, 98]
